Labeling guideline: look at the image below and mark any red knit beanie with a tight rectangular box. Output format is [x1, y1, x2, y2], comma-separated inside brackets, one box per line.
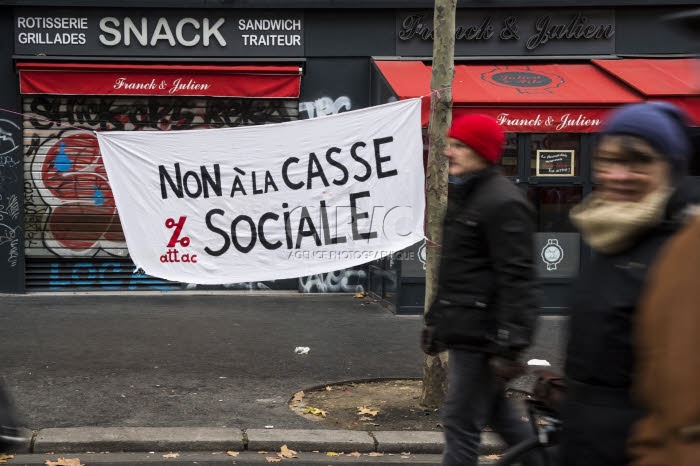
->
[447, 114, 505, 163]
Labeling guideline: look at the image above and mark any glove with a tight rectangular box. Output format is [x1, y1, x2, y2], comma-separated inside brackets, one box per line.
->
[420, 326, 446, 356]
[488, 355, 526, 383]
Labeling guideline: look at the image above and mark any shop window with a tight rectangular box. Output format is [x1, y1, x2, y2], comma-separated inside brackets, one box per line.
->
[527, 186, 583, 233]
[499, 133, 518, 177]
[530, 133, 581, 177]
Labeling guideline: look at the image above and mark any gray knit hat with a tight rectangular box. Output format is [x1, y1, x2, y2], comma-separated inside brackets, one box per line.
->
[600, 101, 692, 175]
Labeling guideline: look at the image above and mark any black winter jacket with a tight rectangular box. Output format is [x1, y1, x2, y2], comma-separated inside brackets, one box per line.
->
[561, 178, 700, 466]
[424, 166, 538, 357]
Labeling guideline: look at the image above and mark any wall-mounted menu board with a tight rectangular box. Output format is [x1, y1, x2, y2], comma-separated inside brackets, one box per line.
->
[536, 150, 575, 176]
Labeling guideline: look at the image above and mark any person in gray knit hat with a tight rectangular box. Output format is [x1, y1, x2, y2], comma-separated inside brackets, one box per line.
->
[560, 101, 700, 466]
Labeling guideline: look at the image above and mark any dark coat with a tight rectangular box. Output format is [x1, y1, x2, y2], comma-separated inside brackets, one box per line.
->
[562, 179, 700, 466]
[424, 166, 538, 357]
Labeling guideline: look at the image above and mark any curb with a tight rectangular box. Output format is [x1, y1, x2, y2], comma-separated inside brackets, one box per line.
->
[6, 428, 507, 455]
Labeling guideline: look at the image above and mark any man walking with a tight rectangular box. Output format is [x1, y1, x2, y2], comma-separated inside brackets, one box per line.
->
[422, 114, 542, 466]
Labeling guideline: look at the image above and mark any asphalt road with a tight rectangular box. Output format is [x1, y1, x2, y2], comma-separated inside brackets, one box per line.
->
[0, 293, 566, 430]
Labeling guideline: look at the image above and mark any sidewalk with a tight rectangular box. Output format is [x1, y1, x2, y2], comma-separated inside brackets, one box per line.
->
[6, 426, 506, 455]
[0, 292, 564, 462]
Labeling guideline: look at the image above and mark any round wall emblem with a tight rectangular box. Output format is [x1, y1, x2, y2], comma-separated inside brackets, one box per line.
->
[541, 238, 564, 271]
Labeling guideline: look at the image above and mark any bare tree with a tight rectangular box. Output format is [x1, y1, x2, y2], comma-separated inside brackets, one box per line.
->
[420, 0, 456, 408]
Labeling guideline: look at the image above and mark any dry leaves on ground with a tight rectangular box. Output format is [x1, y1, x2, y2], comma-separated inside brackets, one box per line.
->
[278, 445, 298, 459]
[357, 406, 379, 416]
[45, 459, 84, 466]
[368, 452, 384, 457]
[226, 451, 240, 457]
[265, 457, 281, 462]
[291, 391, 304, 404]
[303, 407, 328, 417]
[162, 452, 180, 458]
[0, 454, 13, 464]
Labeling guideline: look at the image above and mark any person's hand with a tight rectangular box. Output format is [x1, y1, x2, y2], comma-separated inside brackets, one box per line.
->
[420, 326, 445, 356]
[488, 355, 526, 382]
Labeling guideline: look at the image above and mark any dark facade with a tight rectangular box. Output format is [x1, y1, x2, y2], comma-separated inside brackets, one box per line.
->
[0, 1, 697, 311]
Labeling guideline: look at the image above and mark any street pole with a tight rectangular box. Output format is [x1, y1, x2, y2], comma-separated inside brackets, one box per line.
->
[420, 0, 455, 408]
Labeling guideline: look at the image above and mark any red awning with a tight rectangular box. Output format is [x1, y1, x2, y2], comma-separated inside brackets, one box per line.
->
[374, 61, 643, 132]
[593, 58, 700, 125]
[17, 62, 302, 99]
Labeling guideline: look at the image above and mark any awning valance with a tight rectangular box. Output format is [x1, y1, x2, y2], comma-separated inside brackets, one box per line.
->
[17, 62, 302, 98]
[593, 58, 700, 125]
[373, 61, 643, 132]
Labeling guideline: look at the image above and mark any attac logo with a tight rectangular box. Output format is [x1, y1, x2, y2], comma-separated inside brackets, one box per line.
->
[160, 216, 198, 264]
[482, 66, 564, 94]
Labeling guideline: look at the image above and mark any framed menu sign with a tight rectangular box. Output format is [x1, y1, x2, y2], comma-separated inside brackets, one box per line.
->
[536, 150, 575, 176]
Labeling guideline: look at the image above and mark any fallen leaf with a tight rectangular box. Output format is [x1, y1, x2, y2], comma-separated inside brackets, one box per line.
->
[0, 454, 14, 464]
[45, 459, 84, 466]
[292, 391, 304, 404]
[368, 452, 384, 457]
[303, 407, 328, 417]
[257, 451, 268, 454]
[265, 457, 281, 463]
[353, 292, 367, 298]
[485, 454, 502, 460]
[347, 452, 361, 457]
[358, 416, 374, 421]
[325, 386, 333, 391]
[326, 452, 340, 456]
[162, 452, 180, 458]
[278, 445, 298, 459]
[226, 451, 240, 457]
[357, 406, 379, 416]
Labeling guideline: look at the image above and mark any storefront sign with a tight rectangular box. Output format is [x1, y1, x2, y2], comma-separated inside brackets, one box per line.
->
[536, 150, 575, 176]
[397, 9, 615, 56]
[95, 99, 425, 284]
[14, 9, 304, 57]
[18, 63, 301, 98]
[452, 108, 609, 133]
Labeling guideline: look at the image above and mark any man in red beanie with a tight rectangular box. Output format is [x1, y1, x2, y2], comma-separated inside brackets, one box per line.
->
[422, 114, 542, 466]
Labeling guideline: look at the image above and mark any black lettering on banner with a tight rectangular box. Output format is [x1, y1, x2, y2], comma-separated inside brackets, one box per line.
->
[258, 212, 282, 250]
[183, 170, 202, 198]
[159, 163, 183, 199]
[320, 200, 346, 245]
[231, 215, 256, 253]
[282, 157, 305, 190]
[201, 164, 222, 198]
[373, 136, 398, 179]
[282, 202, 294, 249]
[204, 208, 230, 256]
[349, 191, 378, 241]
[295, 206, 322, 248]
[350, 142, 372, 182]
[306, 152, 330, 189]
[264, 171, 279, 193]
[251, 171, 264, 195]
[325, 147, 349, 186]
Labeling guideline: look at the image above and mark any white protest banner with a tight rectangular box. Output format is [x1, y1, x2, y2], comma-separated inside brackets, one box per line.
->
[96, 98, 425, 284]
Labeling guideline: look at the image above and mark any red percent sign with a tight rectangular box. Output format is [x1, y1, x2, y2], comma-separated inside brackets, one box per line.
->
[165, 216, 190, 247]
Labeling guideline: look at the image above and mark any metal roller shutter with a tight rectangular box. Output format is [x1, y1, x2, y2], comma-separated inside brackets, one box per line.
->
[23, 95, 299, 291]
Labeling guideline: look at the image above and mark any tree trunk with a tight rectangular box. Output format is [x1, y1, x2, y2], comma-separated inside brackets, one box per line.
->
[420, 0, 456, 409]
